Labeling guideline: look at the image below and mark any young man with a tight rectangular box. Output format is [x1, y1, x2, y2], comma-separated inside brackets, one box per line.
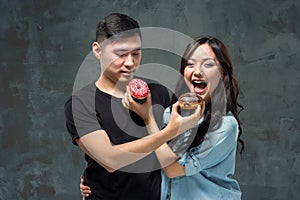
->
[64, 13, 201, 199]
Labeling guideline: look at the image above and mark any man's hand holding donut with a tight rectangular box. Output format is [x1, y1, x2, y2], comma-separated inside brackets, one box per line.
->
[122, 79, 205, 138]
[122, 85, 154, 125]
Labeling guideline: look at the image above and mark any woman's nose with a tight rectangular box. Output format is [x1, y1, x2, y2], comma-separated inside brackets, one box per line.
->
[193, 66, 204, 77]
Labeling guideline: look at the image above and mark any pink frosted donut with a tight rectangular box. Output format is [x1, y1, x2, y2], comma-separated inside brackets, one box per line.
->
[128, 79, 149, 103]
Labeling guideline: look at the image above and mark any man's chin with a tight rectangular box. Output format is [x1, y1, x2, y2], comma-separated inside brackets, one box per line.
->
[118, 76, 133, 83]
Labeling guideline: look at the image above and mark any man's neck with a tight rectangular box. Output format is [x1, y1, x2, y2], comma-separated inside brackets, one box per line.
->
[95, 76, 127, 98]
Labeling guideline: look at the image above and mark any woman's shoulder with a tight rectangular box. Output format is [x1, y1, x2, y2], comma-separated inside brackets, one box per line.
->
[222, 113, 238, 127]
[218, 113, 239, 138]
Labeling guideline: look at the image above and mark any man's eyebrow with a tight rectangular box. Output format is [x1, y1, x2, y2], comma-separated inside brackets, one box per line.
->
[113, 47, 142, 53]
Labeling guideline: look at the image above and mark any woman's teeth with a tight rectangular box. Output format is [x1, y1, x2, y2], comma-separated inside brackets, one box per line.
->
[193, 80, 207, 89]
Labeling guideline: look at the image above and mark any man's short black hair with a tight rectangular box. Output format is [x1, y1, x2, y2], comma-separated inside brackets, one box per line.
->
[96, 13, 141, 43]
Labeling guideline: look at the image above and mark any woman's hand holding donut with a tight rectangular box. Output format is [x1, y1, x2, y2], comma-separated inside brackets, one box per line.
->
[166, 101, 205, 138]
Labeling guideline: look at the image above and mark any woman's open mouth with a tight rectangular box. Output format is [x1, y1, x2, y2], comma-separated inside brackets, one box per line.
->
[192, 80, 207, 94]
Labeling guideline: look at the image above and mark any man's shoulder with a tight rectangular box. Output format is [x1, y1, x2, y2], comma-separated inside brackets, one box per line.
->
[137, 77, 168, 92]
[149, 82, 168, 93]
[64, 82, 97, 110]
[72, 82, 97, 98]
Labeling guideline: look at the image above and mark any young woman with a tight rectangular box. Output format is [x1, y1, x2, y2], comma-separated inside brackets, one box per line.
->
[81, 36, 244, 200]
[158, 36, 244, 200]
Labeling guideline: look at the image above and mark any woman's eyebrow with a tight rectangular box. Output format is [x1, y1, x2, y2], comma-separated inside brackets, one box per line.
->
[188, 57, 215, 62]
[202, 58, 215, 62]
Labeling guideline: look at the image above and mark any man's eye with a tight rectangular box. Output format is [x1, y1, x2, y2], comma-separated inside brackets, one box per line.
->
[117, 54, 126, 57]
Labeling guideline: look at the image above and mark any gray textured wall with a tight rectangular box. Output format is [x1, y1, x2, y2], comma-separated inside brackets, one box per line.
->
[1, 0, 299, 199]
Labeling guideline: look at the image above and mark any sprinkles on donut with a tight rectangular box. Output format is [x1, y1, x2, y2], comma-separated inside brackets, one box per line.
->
[128, 79, 150, 104]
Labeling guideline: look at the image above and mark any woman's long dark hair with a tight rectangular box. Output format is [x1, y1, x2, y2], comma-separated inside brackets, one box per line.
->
[171, 36, 245, 153]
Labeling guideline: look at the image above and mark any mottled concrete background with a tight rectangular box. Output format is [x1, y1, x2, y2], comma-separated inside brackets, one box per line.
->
[0, 0, 299, 199]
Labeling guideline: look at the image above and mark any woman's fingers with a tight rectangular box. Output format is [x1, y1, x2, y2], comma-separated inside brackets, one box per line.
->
[200, 101, 205, 115]
[169, 100, 206, 135]
[186, 102, 205, 124]
[80, 176, 91, 197]
[171, 102, 180, 115]
[80, 187, 91, 197]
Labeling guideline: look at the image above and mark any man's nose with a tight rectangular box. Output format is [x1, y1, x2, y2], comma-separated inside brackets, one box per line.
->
[124, 54, 135, 67]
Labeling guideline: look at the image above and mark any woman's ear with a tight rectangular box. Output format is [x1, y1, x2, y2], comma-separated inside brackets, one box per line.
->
[92, 42, 101, 60]
[222, 72, 226, 79]
[218, 67, 225, 80]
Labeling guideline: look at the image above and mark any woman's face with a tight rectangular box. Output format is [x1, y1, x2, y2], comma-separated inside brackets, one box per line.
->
[183, 43, 223, 102]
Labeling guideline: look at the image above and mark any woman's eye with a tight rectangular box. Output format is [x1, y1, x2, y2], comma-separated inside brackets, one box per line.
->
[204, 62, 215, 68]
[186, 62, 195, 67]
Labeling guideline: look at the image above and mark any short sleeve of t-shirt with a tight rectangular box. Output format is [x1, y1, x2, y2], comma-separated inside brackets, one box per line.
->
[64, 84, 103, 145]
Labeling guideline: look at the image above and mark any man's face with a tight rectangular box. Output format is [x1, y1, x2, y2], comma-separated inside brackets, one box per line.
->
[99, 35, 142, 84]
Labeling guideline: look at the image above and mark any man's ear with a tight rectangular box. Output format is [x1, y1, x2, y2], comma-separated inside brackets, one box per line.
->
[92, 42, 101, 60]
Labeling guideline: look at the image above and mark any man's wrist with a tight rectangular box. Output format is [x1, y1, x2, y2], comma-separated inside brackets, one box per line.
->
[144, 112, 154, 125]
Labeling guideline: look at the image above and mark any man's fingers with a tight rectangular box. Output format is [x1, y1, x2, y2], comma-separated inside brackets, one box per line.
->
[122, 87, 132, 109]
[126, 86, 134, 102]
[122, 98, 129, 109]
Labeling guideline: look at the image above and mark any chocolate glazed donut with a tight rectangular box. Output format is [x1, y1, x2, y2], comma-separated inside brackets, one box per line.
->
[178, 92, 203, 110]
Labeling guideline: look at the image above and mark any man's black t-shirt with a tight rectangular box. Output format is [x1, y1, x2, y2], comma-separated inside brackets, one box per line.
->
[64, 80, 170, 200]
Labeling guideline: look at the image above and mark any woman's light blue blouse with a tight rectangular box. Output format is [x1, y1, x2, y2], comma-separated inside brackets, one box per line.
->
[161, 107, 241, 200]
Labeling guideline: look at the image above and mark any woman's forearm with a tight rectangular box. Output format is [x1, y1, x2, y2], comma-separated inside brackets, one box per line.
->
[145, 116, 180, 169]
[77, 123, 180, 172]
